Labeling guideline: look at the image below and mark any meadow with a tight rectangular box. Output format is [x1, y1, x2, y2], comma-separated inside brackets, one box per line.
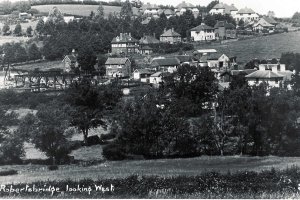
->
[2, 156, 300, 185]
[31, 4, 138, 17]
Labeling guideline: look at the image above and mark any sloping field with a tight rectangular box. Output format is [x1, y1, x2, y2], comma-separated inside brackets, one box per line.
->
[1, 156, 300, 184]
[32, 4, 121, 17]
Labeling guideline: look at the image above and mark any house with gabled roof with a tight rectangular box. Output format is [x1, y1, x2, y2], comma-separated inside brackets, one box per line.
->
[190, 23, 215, 41]
[133, 68, 152, 82]
[245, 70, 284, 88]
[253, 18, 275, 33]
[140, 3, 159, 16]
[111, 33, 139, 55]
[151, 57, 180, 73]
[62, 49, 78, 73]
[175, 1, 198, 17]
[160, 28, 182, 44]
[214, 21, 236, 40]
[234, 7, 259, 22]
[163, 9, 175, 18]
[209, 3, 238, 16]
[105, 57, 131, 78]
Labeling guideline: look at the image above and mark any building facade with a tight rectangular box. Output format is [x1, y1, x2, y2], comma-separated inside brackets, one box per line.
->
[111, 33, 139, 55]
[190, 23, 215, 41]
[105, 57, 131, 78]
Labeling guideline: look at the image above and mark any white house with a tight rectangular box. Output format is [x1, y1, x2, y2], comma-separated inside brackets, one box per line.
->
[253, 18, 275, 33]
[209, 3, 238, 16]
[175, 1, 198, 17]
[149, 72, 163, 85]
[190, 23, 215, 41]
[133, 69, 152, 82]
[234, 7, 259, 22]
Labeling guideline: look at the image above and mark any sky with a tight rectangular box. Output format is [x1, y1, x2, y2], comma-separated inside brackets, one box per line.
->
[3, 0, 299, 18]
[142, 0, 299, 18]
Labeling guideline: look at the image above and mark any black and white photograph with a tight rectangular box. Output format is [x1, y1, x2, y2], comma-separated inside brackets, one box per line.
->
[0, 0, 300, 198]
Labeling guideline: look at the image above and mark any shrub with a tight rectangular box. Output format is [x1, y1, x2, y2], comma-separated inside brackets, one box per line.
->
[100, 132, 116, 141]
[48, 165, 58, 171]
[102, 143, 127, 160]
[0, 169, 17, 176]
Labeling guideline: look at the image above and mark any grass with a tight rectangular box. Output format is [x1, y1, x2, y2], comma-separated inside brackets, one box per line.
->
[13, 60, 64, 72]
[32, 4, 124, 17]
[1, 167, 300, 198]
[1, 156, 300, 185]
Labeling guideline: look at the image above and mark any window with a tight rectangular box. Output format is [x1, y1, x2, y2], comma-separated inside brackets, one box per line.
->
[255, 78, 259, 83]
[275, 78, 278, 84]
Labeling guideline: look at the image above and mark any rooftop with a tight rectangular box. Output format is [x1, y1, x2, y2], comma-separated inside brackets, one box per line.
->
[237, 7, 256, 14]
[140, 35, 160, 44]
[111, 33, 139, 44]
[151, 57, 180, 66]
[190, 23, 214, 31]
[212, 3, 238, 14]
[160, 29, 181, 37]
[105, 57, 130, 65]
[245, 70, 284, 79]
[176, 1, 195, 9]
[214, 21, 236, 29]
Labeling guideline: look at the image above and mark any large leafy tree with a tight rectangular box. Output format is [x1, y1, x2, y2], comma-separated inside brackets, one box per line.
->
[19, 103, 71, 164]
[28, 43, 42, 61]
[35, 19, 45, 35]
[14, 23, 22, 36]
[65, 78, 122, 144]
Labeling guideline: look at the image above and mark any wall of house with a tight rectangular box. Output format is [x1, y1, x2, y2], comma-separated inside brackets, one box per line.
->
[106, 63, 131, 77]
[207, 60, 219, 68]
[160, 36, 182, 44]
[209, 8, 225, 15]
[191, 30, 215, 41]
[150, 76, 162, 84]
[247, 78, 282, 87]
[234, 13, 259, 22]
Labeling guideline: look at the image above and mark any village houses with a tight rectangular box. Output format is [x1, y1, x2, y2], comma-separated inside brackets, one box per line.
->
[111, 33, 139, 55]
[209, 3, 238, 16]
[62, 49, 78, 73]
[234, 7, 259, 22]
[214, 21, 237, 40]
[105, 57, 132, 78]
[160, 28, 182, 44]
[175, 1, 199, 18]
[190, 23, 215, 41]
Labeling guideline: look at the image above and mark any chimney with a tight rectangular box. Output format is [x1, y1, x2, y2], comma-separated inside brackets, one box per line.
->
[129, 32, 131, 37]
[120, 33, 123, 40]
[172, 27, 174, 32]
[164, 28, 166, 32]
[153, 32, 156, 38]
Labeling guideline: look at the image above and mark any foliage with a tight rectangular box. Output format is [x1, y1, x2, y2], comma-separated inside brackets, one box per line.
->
[65, 78, 121, 143]
[36, 19, 45, 35]
[26, 26, 33, 36]
[18, 102, 71, 164]
[2, 23, 10, 35]
[0, 169, 18, 176]
[14, 23, 22, 36]
[28, 43, 42, 61]
[102, 143, 127, 160]
[48, 165, 59, 170]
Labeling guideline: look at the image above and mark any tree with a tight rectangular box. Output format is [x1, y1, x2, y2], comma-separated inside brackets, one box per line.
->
[35, 19, 45, 35]
[77, 46, 97, 73]
[28, 43, 41, 61]
[65, 79, 107, 144]
[238, 19, 245, 27]
[97, 2, 105, 19]
[14, 23, 22, 36]
[120, 0, 133, 19]
[2, 23, 10, 35]
[96, 54, 107, 76]
[26, 26, 33, 36]
[19, 103, 71, 164]
[14, 43, 28, 62]
[0, 107, 23, 164]
[206, 0, 219, 12]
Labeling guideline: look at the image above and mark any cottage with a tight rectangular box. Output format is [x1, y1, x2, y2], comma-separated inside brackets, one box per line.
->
[160, 28, 182, 44]
[234, 7, 259, 22]
[253, 18, 275, 33]
[163, 9, 175, 19]
[111, 33, 139, 55]
[209, 3, 238, 16]
[190, 23, 215, 41]
[140, 3, 159, 16]
[149, 71, 170, 85]
[207, 53, 231, 69]
[151, 57, 180, 73]
[140, 35, 160, 46]
[105, 57, 131, 78]
[62, 49, 78, 73]
[214, 21, 236, 40]
[175, 1, 198, 17]
[133, 69, 152, 82]
[245, 70, 284, 88]
[140, 46, 153, 55]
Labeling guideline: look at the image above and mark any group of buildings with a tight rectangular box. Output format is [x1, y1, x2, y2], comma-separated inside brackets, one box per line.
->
[60, 47, 292, 89]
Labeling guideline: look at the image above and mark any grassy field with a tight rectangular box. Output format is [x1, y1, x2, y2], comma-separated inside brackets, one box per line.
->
[1, 156, 300, 184]
[32, 4, 125, 17]
[13, 60, 64, 71]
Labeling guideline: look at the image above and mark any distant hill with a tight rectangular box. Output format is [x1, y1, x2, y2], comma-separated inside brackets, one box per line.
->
[32, 4, 139, 17]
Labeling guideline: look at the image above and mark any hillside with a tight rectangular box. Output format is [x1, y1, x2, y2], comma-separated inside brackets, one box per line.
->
[32, 4, 139, 17]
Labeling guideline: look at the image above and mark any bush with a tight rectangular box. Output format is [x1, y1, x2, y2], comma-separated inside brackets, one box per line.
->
[0, 169, 17, 176]
[100, 132, 116, 141]
[48, 165, 58, 171]
[102, 143, 127, 160]
[0, 131, 24, 165]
